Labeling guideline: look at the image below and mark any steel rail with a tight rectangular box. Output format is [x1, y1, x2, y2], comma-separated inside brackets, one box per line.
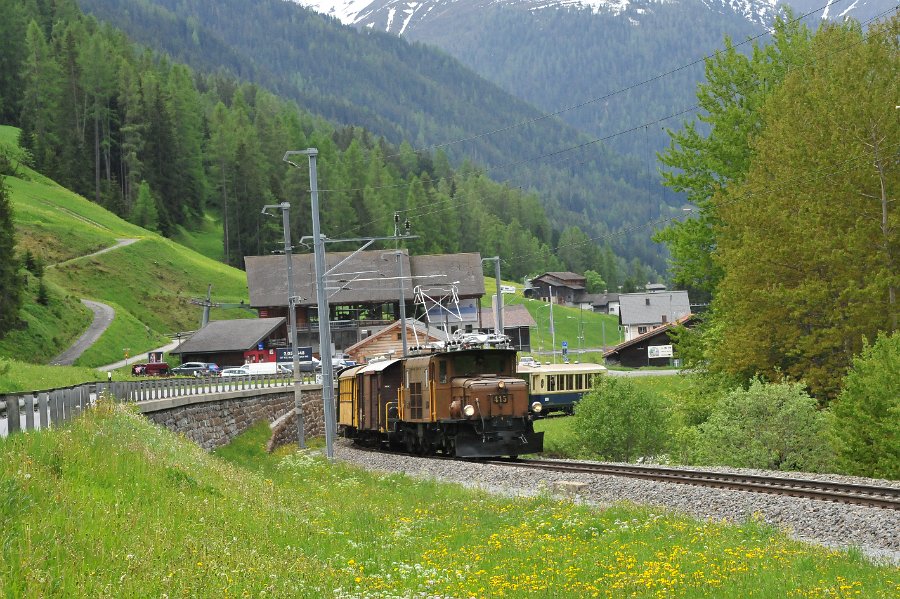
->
[483, 458, 900, 510]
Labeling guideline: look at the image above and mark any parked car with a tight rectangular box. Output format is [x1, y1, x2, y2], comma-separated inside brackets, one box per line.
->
[518, 356, 538, 368]
[172, 361, 218, 377]
[131, 362, 171, 377]
[220, 367, 250, 377]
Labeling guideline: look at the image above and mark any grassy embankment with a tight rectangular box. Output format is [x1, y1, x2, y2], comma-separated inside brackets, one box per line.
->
[0, 125, 252, 388]
[483, 282, 623, 364]
[1, 404, 896, 597]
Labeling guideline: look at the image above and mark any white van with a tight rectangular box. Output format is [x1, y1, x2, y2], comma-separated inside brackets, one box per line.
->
[243, 362, 291, 375]
[500, 285, 516, 294]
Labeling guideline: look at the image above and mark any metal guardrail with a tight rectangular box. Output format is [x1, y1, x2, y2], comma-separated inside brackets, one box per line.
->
[1, 372, 321, 436]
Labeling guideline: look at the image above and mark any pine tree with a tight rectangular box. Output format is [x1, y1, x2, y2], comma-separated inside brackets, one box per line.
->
[0, 176, 22, 338]
[131, 180, 159, 232]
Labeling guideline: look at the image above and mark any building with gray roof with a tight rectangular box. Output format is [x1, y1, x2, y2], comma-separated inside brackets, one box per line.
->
[170, 317, 286, 366]
[244, 250, 486, 355]
[618, 290, 691, 341]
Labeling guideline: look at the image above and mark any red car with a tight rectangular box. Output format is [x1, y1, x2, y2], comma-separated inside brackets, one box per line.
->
[131, 362, 171, 377]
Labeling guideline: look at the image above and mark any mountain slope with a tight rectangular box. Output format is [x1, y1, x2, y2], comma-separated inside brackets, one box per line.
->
[78, 0, 680, 273]
[290, 0, 894, 159]
[0, 125, 253, 368]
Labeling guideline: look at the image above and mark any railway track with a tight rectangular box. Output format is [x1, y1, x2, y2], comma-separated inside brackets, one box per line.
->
[483, 458, 900, 510]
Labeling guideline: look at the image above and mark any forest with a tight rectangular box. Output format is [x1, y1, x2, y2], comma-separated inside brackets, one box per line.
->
[73, 0, 680, 274]
[0, 0, 654, 293]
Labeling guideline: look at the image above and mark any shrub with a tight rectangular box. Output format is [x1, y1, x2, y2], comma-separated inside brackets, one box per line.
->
[829, 332, 899, 479]
[573, 376, 669, 462]
[696, 379, 833, 472]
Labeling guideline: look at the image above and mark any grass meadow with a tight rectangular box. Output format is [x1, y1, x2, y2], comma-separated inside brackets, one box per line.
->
[1, 404, 896, 598]
[1, 125, 253, 369]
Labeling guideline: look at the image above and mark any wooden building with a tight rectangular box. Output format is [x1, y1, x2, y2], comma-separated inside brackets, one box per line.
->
[244, 251, 485, 356]
[169, 318, 286, 367]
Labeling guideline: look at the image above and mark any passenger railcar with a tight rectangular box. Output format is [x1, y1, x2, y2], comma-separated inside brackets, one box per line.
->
[337, 342, 543, 458]
[517, 362, 606, 414]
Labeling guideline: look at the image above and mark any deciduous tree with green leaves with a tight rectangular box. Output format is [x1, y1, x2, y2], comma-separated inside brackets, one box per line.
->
[655, 13, 812, 295]
[712, 16, 899, 399]
[696, 379, 833, 472]
[573, 376, 669, 462]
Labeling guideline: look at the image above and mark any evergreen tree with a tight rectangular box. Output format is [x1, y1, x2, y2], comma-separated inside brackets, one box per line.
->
[0, 176, 22, 338]
[130, 180, 158, 232]
[19, 20, 63, 173]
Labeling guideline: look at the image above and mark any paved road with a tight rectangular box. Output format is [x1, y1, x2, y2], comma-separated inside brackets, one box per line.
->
[97, 340, 181, 372]
[51, 299, 115, 365]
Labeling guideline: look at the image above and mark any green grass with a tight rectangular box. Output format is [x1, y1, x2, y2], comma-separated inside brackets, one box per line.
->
[173, 212, 225, 263]
[1, 125, 253, 368]
[0, 358, 108, 393]
[0, 276, 92, 363]
[72, 300, 171, 369]
[1, 406, 896, 597]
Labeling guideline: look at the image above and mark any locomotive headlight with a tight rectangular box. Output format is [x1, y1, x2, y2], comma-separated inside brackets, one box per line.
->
[498, 380, 505, 389]
[463, 404, 476, 417]
[531, 401, 543, 414]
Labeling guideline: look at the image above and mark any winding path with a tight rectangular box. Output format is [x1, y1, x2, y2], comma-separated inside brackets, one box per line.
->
[51, 299, 115, 365]
[49, 238, 141, 366]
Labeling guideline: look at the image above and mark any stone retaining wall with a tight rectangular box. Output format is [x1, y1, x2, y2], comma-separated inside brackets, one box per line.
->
[138, 386, 325, 451]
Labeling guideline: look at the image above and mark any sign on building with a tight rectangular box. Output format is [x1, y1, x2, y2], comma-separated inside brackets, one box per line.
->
[647, 345, 673, 358]
[276, 346, 313, 363]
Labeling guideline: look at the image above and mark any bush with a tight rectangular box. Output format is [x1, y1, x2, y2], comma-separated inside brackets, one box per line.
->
[695, 379, 833, 472]
[829, 332, 899, 479]
[572, 376, 669, 462]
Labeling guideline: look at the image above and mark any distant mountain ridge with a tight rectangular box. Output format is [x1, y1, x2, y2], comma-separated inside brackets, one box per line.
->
[293, 0, 891, 32]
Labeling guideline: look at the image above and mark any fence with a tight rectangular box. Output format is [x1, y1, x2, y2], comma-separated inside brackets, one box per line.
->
[1, 372, 318, 435]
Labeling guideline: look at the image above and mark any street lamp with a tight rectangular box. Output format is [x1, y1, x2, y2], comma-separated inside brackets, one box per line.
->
[261, 201, 305, 450]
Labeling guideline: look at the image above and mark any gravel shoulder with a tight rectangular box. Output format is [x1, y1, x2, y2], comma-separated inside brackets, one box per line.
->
[334, 441, 900, 566]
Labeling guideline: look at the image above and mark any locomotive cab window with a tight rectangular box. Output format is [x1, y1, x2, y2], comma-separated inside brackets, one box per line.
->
[439, 360, 447, 384]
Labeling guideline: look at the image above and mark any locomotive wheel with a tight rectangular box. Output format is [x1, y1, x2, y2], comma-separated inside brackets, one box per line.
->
[404, 431, 415, 455]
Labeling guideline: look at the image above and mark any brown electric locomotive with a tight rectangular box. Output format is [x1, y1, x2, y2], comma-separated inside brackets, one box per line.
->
[337, 341, 544, 458]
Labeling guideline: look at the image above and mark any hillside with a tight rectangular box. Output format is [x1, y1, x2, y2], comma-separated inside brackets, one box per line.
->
[0, 125, 253, 368]
[76, 0, 679, 274]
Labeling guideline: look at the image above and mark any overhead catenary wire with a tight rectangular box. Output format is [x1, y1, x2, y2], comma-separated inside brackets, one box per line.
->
[320, 6, 898, 242]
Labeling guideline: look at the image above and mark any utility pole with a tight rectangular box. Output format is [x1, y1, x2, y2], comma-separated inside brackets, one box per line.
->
[482, 256, 503, 338]
[284, 151, 420, 460]
[283, 149, 336, 460]
[261, 201, 304, 450]
[549, 285, 556, 363]
[394, 213, 410, 357]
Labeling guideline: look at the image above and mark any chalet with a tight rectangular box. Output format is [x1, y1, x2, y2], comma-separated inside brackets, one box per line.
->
[342, 320, 449, 365]
[477, 303, 536, 351]
[618, 290, 691, 341]
[244, 251, 485, 356]
[604, 315, 694, 368]
[524, 272, 586, 306]
[169, 317, 286, 367]
[577, 292, 620, 315]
